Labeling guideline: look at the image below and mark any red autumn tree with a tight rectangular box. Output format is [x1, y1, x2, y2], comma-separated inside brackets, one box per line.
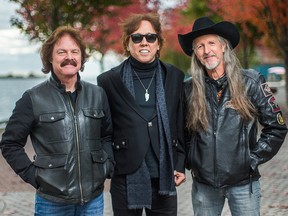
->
[9, 0, 155, 71]
[82, 0, 187, 57]
[9, 0, 132, 42]
[159, 7, 191, 73]
[80, 1, 154, 71]
[208, 0, 288, 104]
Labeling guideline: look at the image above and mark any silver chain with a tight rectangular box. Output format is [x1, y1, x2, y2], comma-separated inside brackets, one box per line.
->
[133, 69, 156, 102]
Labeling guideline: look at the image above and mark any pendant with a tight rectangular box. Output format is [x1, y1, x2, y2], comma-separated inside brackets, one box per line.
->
[145, 90, 149, 102]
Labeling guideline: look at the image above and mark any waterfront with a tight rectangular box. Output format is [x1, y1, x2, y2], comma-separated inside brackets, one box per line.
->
[0, 77, 97, 124]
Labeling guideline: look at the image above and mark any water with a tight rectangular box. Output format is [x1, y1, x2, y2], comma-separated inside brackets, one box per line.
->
[0, 77, 96, 125]
[1, 77, 286, 126]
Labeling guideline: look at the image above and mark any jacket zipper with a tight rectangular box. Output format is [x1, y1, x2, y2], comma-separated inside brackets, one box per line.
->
[210, 82, 219, 186]
[67, 93, 84, 204]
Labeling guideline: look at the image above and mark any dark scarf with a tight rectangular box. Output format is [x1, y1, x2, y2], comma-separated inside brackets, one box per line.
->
[122, 58, 176, 209]
[209, 74, 227, 102]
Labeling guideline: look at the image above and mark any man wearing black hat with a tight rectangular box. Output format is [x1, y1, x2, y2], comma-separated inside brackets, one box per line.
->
[179, 17, 287, 216]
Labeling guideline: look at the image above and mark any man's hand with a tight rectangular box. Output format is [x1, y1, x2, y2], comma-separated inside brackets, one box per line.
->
[174, 171, 186, 186]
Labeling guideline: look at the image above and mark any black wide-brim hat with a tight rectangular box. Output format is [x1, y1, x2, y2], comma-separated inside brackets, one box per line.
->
[178, 17, 240, 56]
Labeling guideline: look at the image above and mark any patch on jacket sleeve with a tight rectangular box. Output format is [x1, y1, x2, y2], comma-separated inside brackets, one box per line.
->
[261, 83, 272, 97]
[268, 96, 280, 113]
[277, 113, 285, 125]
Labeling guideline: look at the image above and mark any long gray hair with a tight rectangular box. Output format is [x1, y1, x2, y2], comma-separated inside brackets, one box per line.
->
[186, 36, 256, 132]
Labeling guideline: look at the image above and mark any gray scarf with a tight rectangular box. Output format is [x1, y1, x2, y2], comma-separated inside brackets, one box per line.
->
[122, 58, 176, 209]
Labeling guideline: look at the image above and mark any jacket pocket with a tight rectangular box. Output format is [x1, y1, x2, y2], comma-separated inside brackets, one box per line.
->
[38, 112, 68, 143]
[91, 150, 110, 190]
[83, 109, 104, 139]
[34, 154, 68, 196]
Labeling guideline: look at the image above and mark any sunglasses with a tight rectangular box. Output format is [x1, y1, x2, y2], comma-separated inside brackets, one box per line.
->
[130, 33, 158, 44]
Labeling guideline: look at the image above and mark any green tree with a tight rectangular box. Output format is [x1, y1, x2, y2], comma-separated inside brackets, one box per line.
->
[258, 0, 288, 105]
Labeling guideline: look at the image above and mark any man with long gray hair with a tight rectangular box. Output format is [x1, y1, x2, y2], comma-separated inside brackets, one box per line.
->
[178, 16, 287, 216]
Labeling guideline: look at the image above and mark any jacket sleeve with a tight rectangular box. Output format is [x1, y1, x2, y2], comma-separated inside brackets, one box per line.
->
[0, 92, 37, 188]
[173, 71, 186, 174]
[97, 74, 113, 159]
[182, 79, 193, 170]
[249, 72, 288, 171]
[99, 87, 115, 178]
[174, 84, 186, 173]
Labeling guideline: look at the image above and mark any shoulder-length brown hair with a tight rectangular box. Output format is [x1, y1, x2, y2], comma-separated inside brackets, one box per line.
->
[120, 13, 164, 58]
[41, 26, 89, 74]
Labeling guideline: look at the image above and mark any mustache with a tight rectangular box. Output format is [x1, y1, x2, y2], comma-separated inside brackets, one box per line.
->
[203, 54, 216, 59]
[60, 59, 77, 67]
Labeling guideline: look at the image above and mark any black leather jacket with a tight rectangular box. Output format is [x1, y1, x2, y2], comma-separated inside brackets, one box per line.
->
[0, 74, 114, 204]
[184, 69, 287, 187]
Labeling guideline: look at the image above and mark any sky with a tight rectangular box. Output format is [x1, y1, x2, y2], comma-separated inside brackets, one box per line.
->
[0, 0, 122, 80]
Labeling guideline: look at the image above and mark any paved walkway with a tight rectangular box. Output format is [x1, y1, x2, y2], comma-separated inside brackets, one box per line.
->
[0, 89, 288, 215]
[0, 136, 288, 216]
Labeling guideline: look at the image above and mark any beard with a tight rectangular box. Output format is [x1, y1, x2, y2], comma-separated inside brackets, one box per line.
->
[201, 54, 221, 70]
[204, 60, 220, 70]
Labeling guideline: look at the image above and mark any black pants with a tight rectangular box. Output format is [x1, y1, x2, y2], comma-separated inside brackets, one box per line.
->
[110, 175, 177, 216]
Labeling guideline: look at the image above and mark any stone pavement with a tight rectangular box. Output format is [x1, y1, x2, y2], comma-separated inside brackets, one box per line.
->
[0, 89, 288, 215]
[0, 135, 288, 216]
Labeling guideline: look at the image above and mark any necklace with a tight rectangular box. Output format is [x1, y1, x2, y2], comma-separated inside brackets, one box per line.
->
[133, 69, 156, 102]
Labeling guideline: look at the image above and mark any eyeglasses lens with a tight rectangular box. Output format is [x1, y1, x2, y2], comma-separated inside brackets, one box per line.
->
[130, 34, 158, 43]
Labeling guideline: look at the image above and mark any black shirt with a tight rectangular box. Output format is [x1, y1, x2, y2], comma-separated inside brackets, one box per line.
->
[129, 57, 159, 177]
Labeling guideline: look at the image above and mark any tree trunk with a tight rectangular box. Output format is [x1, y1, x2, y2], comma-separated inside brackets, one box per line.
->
[241, 33, 249, 68]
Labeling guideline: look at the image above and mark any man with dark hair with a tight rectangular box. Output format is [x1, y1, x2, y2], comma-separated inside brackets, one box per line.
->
[98, 13, 186, 216]
[0, 26, 114, 215]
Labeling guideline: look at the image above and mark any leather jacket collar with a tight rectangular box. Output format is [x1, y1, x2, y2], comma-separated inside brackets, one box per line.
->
[49, 71, 82, 93]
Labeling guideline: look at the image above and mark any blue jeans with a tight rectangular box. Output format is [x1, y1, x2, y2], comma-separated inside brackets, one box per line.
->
[34, 192, 104, 216]
[192, 179, 261, 216]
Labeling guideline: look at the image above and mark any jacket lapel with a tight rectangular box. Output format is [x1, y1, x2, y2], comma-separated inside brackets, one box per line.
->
[163, 64, 173, 114]
[110, 67, 152, 121]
